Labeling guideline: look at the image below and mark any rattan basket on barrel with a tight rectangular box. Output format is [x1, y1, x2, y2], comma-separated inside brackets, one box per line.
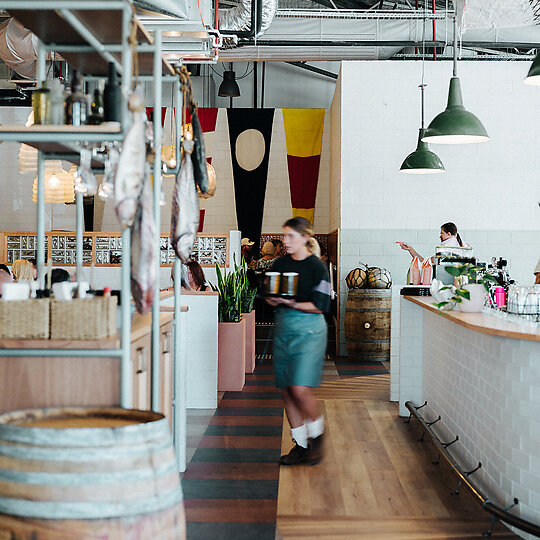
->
[0, 407, 186, 539]
[50, 296, 117, 340]
[0, 299, 49, 339]
[344, 289, 391, 360]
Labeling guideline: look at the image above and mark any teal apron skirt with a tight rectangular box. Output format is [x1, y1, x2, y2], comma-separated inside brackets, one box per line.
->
[273, 308, 327, 389]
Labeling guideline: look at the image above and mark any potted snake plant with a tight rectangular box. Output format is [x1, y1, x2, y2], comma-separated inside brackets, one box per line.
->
[212, 263, 246, 391]
[238, 258, 258, 374]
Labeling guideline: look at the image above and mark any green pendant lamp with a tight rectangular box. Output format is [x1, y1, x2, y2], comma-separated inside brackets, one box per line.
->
[422, 16, 489, 145]
[400, 84, 445, 174]
[524, 52, 540, 86]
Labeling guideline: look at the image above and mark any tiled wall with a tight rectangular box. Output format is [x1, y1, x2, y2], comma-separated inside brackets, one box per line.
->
[329, 72, 342, 232]
[422, 309, 540, 540]
[338, 60, 540, 354]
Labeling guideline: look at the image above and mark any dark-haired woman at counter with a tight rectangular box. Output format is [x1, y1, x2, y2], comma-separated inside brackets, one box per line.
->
[397, 222, 470, 262]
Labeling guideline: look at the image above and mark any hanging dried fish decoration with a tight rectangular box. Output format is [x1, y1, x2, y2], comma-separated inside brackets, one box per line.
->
[190, 103, 209, 195]
[171, 136, 200, 263]
[114, 90, 147, 228]
[131, 161, 157, 314]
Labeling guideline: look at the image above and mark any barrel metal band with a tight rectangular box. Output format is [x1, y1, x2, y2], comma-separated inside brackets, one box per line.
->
[0, 486, 183, 520]
[0, 459, 177, 486]
[0, 418, 170, 446]
[0, 438, 171, 462]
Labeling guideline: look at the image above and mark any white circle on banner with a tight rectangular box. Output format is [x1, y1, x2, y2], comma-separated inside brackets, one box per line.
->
[235, 129, 265, 171]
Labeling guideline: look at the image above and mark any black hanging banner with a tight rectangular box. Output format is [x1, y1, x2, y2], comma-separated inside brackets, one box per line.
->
[227, 108, 275, 256]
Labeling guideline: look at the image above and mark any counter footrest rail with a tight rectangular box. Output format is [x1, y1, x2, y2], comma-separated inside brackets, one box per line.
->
[405, 400, 540, 538]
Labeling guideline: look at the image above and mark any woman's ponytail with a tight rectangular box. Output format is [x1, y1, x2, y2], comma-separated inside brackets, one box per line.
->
[456, 232, 463, 247]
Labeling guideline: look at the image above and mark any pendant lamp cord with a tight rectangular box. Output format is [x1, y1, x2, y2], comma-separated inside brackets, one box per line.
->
[453, 14, 457, 77]
[420, 0, 426, 129]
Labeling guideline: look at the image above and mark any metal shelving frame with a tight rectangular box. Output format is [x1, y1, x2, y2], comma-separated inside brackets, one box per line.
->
[0, 0, 187, 471]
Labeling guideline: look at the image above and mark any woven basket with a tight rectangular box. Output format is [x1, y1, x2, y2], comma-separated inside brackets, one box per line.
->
[50, 297, 118, 340]
[0, 299, 50, 339]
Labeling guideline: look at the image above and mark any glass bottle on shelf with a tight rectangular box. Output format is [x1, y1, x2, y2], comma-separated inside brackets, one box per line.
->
[88, 81, 105, 125]
[32, 82, 49, 125]
[46, 79, 65, 125]
[65, 71, 88, 126]
[104, 62, 122, 123]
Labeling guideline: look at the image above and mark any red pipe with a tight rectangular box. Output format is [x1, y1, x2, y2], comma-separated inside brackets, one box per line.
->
[432, 0, 436, 60]
[215, 0, 219, 29]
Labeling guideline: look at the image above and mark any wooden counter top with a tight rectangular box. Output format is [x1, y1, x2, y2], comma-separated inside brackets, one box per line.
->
[161, 288, 218, 297]
[404, 296, 540, 342]
[131, 312, 174, 343]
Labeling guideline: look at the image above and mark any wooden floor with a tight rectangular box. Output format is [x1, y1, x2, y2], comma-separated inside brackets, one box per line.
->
[276, 374, 518, 540]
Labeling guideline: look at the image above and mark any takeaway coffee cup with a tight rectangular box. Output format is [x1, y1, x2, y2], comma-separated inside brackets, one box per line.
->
[264, 272, 281, 296]
[280, 272, 299, 297]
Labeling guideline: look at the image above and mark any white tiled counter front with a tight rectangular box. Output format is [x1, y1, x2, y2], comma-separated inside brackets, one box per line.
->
[161, 290, 218, 409]
[399, 296, 540, 540]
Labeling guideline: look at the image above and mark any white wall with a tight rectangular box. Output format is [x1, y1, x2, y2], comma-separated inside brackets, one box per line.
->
[338, 60, 540, 354]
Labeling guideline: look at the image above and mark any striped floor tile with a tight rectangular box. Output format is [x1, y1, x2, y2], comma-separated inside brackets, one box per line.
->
[184, 354, 284, 540]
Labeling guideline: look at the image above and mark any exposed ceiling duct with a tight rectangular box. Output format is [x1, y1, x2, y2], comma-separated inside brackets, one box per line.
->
[219, 0, 278, 35]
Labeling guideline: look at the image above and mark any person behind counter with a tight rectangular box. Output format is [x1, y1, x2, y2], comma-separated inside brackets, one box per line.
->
[397, 222, 469, 263]
[181, 261, 208, 292]
[266, 217, 331, 466]
[255, 242, 276, 272]
[534, 259, 540, 284]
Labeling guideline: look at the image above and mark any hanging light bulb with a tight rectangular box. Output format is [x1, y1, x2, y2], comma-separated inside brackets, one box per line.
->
[422, 16, 489, 145]
[32, 161, 74, 203]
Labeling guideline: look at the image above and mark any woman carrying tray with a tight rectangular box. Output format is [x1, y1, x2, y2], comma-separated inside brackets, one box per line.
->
[266, 217, 331, 466]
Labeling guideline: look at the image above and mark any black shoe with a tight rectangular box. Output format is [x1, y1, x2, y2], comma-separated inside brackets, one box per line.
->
[307, 433, 324, 465]
[279, 440, 310, 465]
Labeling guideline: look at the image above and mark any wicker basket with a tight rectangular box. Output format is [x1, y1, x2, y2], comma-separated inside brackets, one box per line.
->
[50, 297, 118, 340]
[0, 299, 50, 339]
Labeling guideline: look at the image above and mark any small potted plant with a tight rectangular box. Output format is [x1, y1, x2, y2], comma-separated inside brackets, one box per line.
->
[212, 263, 245, 391]
[433, 264, 498, 313]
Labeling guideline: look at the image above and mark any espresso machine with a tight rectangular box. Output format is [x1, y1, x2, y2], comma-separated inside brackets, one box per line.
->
[432, 245, 476, 285]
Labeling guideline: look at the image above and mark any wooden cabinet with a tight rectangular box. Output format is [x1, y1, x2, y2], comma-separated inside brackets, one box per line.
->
[159, 322, 174, 428]
[131, 333, 152, 411]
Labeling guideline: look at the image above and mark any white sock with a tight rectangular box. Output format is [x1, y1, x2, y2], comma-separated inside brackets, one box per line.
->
[306, 416, 324, 439]
[291, 425, 308, 448]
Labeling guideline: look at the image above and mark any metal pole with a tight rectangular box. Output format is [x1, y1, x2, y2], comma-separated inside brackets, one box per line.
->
[121, 4, 133, 128]
[36, 153, 45, 289]
[120, 227, 132, 408]
[75, 191, 83, 281]
[173, 257, 185, 471]
[151, 29, 163, 413]
[453, 15, 458, 77]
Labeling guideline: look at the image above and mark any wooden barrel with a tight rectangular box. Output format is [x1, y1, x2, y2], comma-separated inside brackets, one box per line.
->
[344, 289, 391, 360]
[0, 407, 186, 540]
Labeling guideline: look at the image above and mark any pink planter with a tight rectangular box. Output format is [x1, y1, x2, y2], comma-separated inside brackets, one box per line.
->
[217, 318, 246, 392]
[242, 311, 256, 374]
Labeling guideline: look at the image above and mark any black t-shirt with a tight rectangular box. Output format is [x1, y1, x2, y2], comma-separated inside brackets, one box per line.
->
[270, 254, 331, 313]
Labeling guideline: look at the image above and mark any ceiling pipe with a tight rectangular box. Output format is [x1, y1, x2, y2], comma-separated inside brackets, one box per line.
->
[219, 0, 262, 38]
[286, 61, 338, 80]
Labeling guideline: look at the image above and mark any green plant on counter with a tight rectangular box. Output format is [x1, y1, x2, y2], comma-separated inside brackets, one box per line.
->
[433, 263, 499, 311]
[212, 263, 242, 323]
